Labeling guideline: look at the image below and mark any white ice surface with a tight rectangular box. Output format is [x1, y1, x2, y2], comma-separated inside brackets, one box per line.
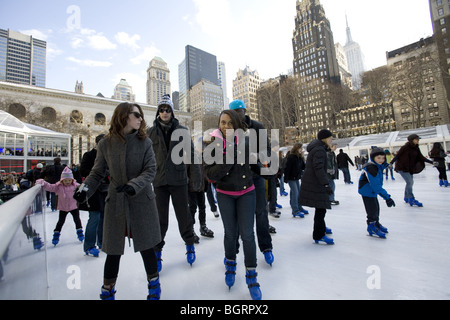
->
[42, 167, 450, 300]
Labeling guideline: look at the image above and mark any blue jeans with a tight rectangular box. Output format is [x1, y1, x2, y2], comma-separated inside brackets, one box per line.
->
[340, 167, 351, 183]
[83, 211, 104, 251]
[398, 171, 415, 199]
[217, 189, 257, 268]
[287, 180, 304, 214]
[253, 176, 272, 252]
[279, 175, 285, 193]
[328, 179, 336, 201]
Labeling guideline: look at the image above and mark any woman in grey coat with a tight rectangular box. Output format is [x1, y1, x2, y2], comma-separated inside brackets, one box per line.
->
[76, 102, 162, 300]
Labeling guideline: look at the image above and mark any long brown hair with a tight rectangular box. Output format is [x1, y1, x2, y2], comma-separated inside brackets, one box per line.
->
[291, 143, 304, 159]
[108, 102, 147, 141]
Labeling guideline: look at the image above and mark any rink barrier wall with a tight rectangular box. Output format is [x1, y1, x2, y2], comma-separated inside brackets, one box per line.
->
[0, 186, 42, 258]
[0, 185, 49, 299]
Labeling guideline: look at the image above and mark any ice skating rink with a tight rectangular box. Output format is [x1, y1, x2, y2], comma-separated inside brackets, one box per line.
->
[10, 167, 450, 300]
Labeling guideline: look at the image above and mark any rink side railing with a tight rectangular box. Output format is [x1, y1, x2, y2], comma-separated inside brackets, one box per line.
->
[0, 185, 49, 299]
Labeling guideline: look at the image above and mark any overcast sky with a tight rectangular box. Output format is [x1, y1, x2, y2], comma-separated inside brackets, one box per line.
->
[0, 0, 433, 104]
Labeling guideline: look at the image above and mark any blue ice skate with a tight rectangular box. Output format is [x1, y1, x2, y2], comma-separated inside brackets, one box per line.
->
[224, 258, 237, 289]
[186, 245, 196, 266]
[245, 269, 262, 300]
[100, 285, 116, 300]
[314, 235, 334, 245]
[263, 249, 274, 266]
[367, 222, 386, 239]
[85, 247, 100, 257]
[52, 231, 60, 246]
[147, 276, 161, 300]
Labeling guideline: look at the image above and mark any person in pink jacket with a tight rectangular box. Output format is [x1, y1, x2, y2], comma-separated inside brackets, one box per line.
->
[36, 166, 84, 245]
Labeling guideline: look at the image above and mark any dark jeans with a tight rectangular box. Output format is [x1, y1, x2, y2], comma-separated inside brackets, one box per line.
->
[217, 189, 257, 268]
[54, 209, 82, 232]
[436, 167, 448, 181]
[313, 208, 327, 241]
[362, 196, 380, 225]
[267, 175, 278, 212]
[188, 191, 206, 225]
[84, 210, 104, 251]
[253, 176, 273, 252]
[154, 184, 194, 250]
[104, 247, 158, 284]
[340, 167, 351, 183]
[206, 183, 217, 212]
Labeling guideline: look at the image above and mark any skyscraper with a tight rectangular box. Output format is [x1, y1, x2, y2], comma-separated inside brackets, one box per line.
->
[217, 61, 229, 110]
[112, 79, 135, 102]
[178, 45, 219, 112]
[292, 0, 340, 141]
[344, 16, 365, 90]
[429, 0, 450, 114]
[232, 66, 262, 120]
[146, 57, 171, 106]
[0, 29, 46, 87]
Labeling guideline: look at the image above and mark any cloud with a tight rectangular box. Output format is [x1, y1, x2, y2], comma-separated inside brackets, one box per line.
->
[87, 34, 117, 50]
[130, 45, 161, 65]
[115, 32, 141, 50]
[193, 0, 231, 35]
[68, 28, 117, 50]
[19, 29, 52, 41]
[66, 57, 113, 67]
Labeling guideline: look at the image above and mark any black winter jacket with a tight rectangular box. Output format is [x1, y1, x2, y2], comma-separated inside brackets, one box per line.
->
[284, 153, 305, 181]
[299, 139, 331, 210]
[205, 129, 259, 193]
[147, 117, 202, 189]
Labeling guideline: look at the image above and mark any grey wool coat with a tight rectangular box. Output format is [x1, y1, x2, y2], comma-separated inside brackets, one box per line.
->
[83, 131, 161, 255]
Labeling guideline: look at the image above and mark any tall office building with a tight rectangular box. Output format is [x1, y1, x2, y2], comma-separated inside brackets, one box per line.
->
[178, 45, 219, 112]
[190, 79, 224, 132]
[344, 16, 365, 90]
[292, 0, 340, 141]
[217, 61, 229, 110]
[112, 79, 135, 102]
[429, 0, 450, 113]
[146, 56, 171, 106]
[232, 66, 262, 121]
[0, 29, 46, 87]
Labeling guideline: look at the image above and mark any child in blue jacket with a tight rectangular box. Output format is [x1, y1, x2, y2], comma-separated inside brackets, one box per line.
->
[358, 148, 396, 238]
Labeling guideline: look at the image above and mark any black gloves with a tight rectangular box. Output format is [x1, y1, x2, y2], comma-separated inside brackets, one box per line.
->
[324, 184, 333, 195]
[116, 184, 136, 196]
[73, 186, 88, 203]
[386, 198, 396, 207]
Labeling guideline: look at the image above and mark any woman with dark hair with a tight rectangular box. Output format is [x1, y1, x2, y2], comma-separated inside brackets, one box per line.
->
[205, 109, 262, 300]
[284, 143, 308, 218]
[390, 134, 434, 207]
[429, 142, 448, 187]
[75, 102, 162, 300]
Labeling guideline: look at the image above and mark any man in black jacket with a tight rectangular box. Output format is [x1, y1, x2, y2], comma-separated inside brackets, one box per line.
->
[41, 157, 64, 211]
[336, 149, 355, 184]
[147, 94, 202, 270]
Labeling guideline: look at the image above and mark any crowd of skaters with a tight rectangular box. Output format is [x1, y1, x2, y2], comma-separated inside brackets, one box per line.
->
[5, 94, 449, 301]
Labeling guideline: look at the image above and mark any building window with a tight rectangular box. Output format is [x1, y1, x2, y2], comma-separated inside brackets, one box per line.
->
[70, 110, 83, 124]
[42, 107, 56, 122]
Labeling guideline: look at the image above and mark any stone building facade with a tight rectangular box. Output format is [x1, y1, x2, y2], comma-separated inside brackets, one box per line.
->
[0, 81, 191, 164]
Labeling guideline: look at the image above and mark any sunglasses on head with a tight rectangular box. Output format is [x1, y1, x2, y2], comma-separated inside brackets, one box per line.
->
[159, 108, 172, 114]
[130, 111, 143, 119]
